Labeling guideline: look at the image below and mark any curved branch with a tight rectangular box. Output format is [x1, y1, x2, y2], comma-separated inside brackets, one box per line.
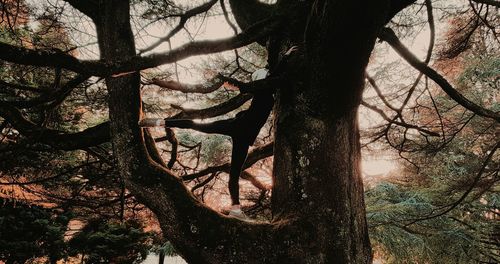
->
[170, 93, 252, 120]
[191, 169, 270, 196]
[0, 102, 110, 150]
[217, 74, 281, 94]
[144, 129, 168, 168]
[379, 0, 435, 124]
[379, 27, 500, 122]
[0, 16, 282, 76]
[63, 0, 99, 20]
[366, 75, 399, 113]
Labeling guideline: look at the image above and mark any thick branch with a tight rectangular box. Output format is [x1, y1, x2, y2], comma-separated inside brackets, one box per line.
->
[387, 0, 417, 23]
[93, 2, 278, 261]
[0, 102, 109, 150]
[150, 73, 279, 94]
[170, 93, 252, 120]
[144, 129, 168, 168]
[63, 0, 99, 20]
[241, 170, 270, 191]
[0, 42, 104, 75]
[0, 16, 281, 76]
[217, 74, 281, 94]
[379, 27, 500, 122]
[0, 80, 47, 94]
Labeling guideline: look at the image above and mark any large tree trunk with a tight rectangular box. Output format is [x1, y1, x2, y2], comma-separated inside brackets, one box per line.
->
[94, 0, 392, 263]
[269, 1, 388, 262]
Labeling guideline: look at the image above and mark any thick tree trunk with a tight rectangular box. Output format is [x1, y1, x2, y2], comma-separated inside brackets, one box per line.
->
[272, 89, 371, 263]
[268, 1, 388, 262]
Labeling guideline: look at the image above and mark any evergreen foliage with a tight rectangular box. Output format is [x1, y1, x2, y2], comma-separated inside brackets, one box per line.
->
[0, 198, 70, 264]
[68, 218, 152, 264]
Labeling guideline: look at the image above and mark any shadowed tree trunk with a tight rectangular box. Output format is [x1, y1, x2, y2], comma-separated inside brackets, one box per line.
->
[232, 1, 390, 262]
[4, 0, 497, 262]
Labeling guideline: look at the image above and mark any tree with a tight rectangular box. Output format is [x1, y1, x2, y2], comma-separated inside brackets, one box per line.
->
[0, 0, 498, 263]
[68, 218, 152, 264]
[0, 198, 70, 264]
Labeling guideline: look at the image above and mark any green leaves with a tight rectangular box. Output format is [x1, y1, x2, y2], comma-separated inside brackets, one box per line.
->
[68, 218, 152, 264]
[0, 198, 69, 263]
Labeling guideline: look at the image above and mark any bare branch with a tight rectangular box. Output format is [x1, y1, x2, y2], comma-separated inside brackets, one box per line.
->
[170, 93, 252, 120]
[361, 100, 439, 137]
[241, 170, 270, 191]
[144, 129, 168, 167]
[165, 127, 178, 169]
[217, 74, 281, 94]
[139, 0, 218, 54]
[366, 75, 399, 113]
[150, 75, 223, 94]
[379, 27, 500, 122]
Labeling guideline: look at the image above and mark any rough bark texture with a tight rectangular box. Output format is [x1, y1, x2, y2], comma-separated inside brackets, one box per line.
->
[268, 1, 389, 262]
[91, 0, 403, 263]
